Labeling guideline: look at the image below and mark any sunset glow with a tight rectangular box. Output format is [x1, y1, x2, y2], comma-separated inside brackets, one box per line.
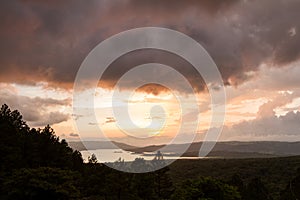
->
[0, 0, 300, 146]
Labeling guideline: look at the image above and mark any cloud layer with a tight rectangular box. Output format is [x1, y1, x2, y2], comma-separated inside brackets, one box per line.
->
[0, 0, 299, 93]
[224, 111, 300, 139]
[0, 84, 70, 127]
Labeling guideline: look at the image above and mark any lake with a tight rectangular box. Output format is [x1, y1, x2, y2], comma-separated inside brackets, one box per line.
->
[80, 149, 201, 163]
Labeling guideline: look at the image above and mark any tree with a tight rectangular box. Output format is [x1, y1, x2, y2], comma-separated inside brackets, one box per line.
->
[244, 177, 272, 200]
[2, 167, 81, 200]
[228, 174, 245, 197]
[0, 104, 28, 170]
[172, 177, 241, 200]
[131, 158, 150, 173]
[0, 104, 83, 171]
[88, 153, 98, 164]
[280, 168, 300, 200]
[0, 104, 28, 132]
[131, 172, 157, 200]
[154, 167, 174, 199]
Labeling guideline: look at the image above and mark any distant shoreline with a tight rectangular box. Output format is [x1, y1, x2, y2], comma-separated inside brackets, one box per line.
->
[70, 141, 300, 159]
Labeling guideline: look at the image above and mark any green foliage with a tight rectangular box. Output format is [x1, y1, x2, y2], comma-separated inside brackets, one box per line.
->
[79, 164, 106, 198]
[0, 104, 83, 171]
[1, 104, 300, 200]
[154, 167, 174, 199]
[172, 177, 241, 200]
[130, 172, 157, 199]
[2, 167, 80, 200]
[168, 156, 300, 199]
[244, 177, 273, 200]
[0, 104, 83, 199]
[280, 168, 300, 200]
[228, 174, 244, 195]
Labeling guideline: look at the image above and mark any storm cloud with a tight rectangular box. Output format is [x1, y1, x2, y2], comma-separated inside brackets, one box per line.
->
[0, 0, 300, 93]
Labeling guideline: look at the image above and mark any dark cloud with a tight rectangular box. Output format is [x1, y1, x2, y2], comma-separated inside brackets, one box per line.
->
[128, 0, 239, 14]
[0, 0, 105, 86]
[100, 49, 207, 94]
[0, 0, 300, 93]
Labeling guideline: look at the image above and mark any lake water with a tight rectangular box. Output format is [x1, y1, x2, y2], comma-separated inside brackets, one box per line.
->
[80, 149, 201, 163]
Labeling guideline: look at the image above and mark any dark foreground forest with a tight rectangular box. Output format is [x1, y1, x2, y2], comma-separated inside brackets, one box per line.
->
[0, 104, 299, 200]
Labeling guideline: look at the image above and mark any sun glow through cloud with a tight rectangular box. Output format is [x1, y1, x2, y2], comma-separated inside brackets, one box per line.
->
[1, 0, 300, 145]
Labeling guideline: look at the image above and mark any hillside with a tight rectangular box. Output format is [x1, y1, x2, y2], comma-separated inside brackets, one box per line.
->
[1, 104, 300, 200]
[168, 156, 300, 200]
[69, 140, 300, 158]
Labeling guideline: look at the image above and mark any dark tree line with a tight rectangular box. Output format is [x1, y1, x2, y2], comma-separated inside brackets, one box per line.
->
[0, 104, 177, 199]
[0, 104, 299, 200]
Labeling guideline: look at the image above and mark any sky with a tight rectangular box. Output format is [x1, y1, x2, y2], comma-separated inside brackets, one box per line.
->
[0, 0, 300, 145]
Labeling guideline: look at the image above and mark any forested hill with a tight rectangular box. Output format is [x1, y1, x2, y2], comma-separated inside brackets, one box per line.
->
[0, 104, 299, 200]
[0, 104, 83, 171]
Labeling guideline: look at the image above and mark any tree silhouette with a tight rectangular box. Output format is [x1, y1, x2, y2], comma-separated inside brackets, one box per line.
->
[0, 104, 84, 199]
[172, 177, 241, 200]
[154, 167, 174, 199]
[280, 168, 300, 200]
[88, 153, 98, 164]
[0, 104, 83, 171]
[2, 167, 80, 200]
[1, 104, 298, 200]
[131, 158, 150, 173]
[244, 177, 272, 200]
[228, 174, 245, 197]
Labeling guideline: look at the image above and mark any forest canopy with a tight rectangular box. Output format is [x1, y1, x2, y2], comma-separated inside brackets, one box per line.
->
[0, 104, 299, 200]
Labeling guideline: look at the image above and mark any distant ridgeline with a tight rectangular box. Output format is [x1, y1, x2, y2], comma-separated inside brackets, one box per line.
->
[0, 104, 299, 200]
